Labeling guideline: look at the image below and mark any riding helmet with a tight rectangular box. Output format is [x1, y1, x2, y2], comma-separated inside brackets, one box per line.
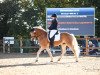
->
[51, 14, 57, 17]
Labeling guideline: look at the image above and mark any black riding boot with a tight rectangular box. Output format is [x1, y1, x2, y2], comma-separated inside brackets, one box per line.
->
[49, 36, 55, 48]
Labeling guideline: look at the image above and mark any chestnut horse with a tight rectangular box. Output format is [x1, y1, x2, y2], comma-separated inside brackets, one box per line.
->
[30, 26, 80, 63]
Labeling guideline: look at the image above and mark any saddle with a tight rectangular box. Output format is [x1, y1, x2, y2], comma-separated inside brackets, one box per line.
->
[48, 30, 60, 42]
[54, 32, 60, 41]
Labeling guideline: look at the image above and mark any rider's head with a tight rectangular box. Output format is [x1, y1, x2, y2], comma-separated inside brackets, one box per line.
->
[51, 14, 57, 19]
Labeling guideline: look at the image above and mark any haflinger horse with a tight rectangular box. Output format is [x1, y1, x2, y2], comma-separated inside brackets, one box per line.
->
[30, 26, 80, 63]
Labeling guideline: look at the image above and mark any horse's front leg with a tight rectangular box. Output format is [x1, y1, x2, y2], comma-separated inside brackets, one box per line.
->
[35, 48, 43, 63]
[57, 44, 66, 62]
[46, 48, 53, 62]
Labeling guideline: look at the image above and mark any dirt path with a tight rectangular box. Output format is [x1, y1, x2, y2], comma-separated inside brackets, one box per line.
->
[0, 53, 100, 75]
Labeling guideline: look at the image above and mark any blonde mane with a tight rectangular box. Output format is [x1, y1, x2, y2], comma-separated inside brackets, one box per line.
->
[33, 26, 46, 32]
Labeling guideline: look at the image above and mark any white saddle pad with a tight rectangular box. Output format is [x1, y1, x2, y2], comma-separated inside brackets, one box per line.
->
[48, 31, 60, 42]
[54, 32, 60, 41]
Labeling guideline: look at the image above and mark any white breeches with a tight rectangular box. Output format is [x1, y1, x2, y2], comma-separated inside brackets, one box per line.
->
[49, 30, 57, 38]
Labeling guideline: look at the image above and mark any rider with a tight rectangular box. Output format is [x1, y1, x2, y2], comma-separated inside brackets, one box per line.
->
[48, 13, 58, 48]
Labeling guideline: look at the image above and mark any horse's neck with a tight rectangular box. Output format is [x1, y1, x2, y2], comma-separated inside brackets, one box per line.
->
[41, 30, 47, 36]
[37, 30, 47, 41]
[40, 32, 47, 38]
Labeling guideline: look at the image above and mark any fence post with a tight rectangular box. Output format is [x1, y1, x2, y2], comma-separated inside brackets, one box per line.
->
[85, 36, 89, 55]
[3, 39, 5, 53]
[20, 36, 23, 53]
[7, 40, 10, 53]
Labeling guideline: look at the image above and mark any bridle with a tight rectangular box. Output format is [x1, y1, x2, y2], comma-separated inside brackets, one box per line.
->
[30, 28, 44, 39]
[31, 32, 42, 39]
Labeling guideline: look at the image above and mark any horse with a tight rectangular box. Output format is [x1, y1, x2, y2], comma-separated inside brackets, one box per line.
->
[30, 26, 80, 63]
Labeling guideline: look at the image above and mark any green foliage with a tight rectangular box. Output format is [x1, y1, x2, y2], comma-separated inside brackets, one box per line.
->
[0, 0, 100, 38]
[0, 0, 20, 39]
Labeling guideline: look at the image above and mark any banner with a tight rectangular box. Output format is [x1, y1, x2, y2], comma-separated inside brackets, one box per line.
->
[46, 8, 95, 36]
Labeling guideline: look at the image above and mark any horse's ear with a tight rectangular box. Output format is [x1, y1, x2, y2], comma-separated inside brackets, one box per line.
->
[30, 28, 35, 32]
[38, 26, 42, 28]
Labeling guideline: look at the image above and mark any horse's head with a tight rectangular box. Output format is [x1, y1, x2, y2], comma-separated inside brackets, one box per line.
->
[30, 26, 47, 39]
[30, 28, 36, 39]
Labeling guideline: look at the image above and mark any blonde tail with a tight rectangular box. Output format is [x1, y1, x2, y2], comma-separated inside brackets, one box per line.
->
[70, 34, 80, 57]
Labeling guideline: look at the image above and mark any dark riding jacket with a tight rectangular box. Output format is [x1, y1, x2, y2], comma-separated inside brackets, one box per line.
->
[48, 19, 58, 30]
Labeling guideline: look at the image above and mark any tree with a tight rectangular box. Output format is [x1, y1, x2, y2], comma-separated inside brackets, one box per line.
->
[0, 0, 100, 38]
[0, 0, 20, 39]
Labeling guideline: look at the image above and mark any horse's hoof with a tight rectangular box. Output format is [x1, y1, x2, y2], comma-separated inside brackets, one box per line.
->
[57, 60, 61, 63]
[76, 60, 78, 62]
[57, 60, 60, 62]
[57, 58, 61, 61]
[57, 59, 61, 63]
[35, 60, 38, 63]
[50, 60, 53, 62]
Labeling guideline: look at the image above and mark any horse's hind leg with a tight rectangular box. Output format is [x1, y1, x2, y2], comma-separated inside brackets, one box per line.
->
[70, 46, 79, 62]
[57, 44, 66, 62]
[46, 48, 53, 62]
[73, 49, 79, 62]
[35, 48, 43, 62]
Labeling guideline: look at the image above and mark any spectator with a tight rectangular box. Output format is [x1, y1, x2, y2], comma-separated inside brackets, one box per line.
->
[88, 41, 95, 49]
[30, 38, 35, 46]
[88, 36, 99, 54]
[79, 36, 86, 53]
[80, 36, 86, 47]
